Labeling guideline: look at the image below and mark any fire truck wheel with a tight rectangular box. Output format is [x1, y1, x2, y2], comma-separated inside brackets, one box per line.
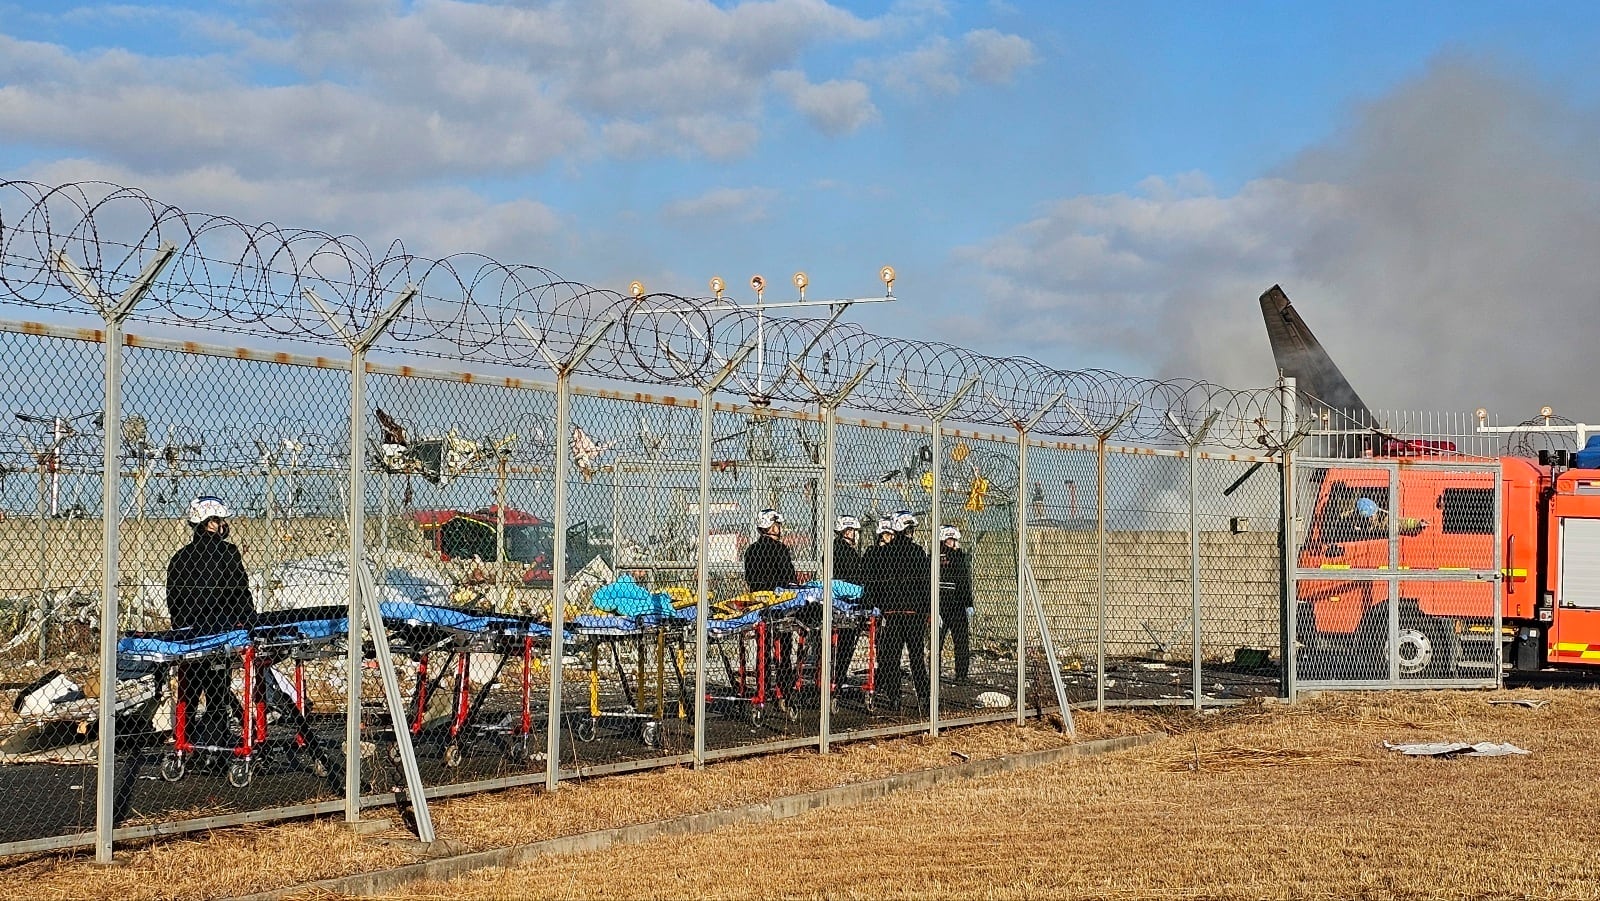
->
[1393, 625, 1435, 677]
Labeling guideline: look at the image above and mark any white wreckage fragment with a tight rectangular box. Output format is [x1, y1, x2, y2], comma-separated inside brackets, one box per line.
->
[1381, 740, 1530, 758]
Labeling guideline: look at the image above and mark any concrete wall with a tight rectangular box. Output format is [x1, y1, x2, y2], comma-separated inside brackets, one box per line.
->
[970, 527, 1282, 661]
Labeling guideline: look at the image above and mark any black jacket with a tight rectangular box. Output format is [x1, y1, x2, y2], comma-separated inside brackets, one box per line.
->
[864, 533, 930, 613]
[831, 534, 864, 586]
[939, 545, 974, 611]
[743, 534, 796, 594]
[166, 529, 256, 633]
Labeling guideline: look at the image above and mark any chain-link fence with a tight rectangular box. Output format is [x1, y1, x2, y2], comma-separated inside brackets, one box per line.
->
[0, 316, 1312, 856]
[0, 180, 1340, 860]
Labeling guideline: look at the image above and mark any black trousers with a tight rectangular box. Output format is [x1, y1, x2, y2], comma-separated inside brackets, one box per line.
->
[938, 605, 971, 680]
[875, 610, 928, 707]
[177, 659, 243, 746]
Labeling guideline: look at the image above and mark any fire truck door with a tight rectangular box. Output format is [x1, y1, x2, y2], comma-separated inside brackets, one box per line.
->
[1553, 517, 1600, 662]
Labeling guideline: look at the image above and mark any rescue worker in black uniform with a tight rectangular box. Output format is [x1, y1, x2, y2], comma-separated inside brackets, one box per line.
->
[743, 508, 800, 702]
[868, 511, 931, 711]
[936, 525, 974, 684]
[166, 495, 257, 744]
[828, 515, 865, 688]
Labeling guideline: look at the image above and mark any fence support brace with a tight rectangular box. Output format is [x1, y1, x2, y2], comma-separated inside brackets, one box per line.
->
[56, 241, 177, 864]
[305, 286, 433, 842]
[988, 391, 1065, 725]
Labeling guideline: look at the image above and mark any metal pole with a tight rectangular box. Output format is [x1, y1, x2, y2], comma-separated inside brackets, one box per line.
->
[56, 242, 175, 864]
[1095, 436, 1108, 712]
[1281, 376, 1299, 700]
[305, 285, 419, 829]
[1190, 445, 1201, 711]
[817, 401, 837, 752]
[546, 371, 572, 788]
[516, 314, 616, 790]
[693, 389, 713, 767]
[927, 416, 941, 734]
[344, 344, 369, 816]
[1015, 433, 1029, 726]
[95, 318, 125, 863]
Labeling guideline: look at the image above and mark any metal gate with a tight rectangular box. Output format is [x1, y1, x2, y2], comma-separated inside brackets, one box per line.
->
[1291, 457, 1502, 689]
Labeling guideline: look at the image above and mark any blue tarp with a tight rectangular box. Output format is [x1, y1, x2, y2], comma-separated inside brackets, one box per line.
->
[1574, 435, 1600, 469]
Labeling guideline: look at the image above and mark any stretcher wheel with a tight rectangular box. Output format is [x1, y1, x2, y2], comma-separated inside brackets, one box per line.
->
[227, 759, 252, 789]
[575, 718, 597, 743]
[746, 704, 765, 726]
[443, 744, 464, 768]
[640, 720, 659, 749]
[387, 743, 403, 764]
[509, 734, 537, 762]
[159, 752, 185, 782]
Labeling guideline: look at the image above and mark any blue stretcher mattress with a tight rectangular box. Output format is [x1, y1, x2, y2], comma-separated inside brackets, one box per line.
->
[118, 603, 556, 663]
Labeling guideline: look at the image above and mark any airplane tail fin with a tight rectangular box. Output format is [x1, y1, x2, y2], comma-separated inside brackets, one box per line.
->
[1260, 285, 1382, 456]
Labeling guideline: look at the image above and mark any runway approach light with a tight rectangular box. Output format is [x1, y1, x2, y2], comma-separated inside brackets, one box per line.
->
[750, 274, 766, 298]
[710, 276, 725, 300]
[879, 265, 896, 292]
[629, 281, 645, 299]
[1475, 408, 1488, 424]
[792, 271, 808, 299]
[1541, 405, 1555, 419]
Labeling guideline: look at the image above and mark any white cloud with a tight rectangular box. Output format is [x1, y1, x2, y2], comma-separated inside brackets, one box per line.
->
[962, 28, 1037, 85]
[771, 71, 879, 136]
[661, 186, 781, 223]
[21, 157, 565, 264]
[870, 28, 1037, 98]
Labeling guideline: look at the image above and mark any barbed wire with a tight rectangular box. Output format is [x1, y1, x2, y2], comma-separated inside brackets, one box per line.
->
[0, 180, 1289, 448]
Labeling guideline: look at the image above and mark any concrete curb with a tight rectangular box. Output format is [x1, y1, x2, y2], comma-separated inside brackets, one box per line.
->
[231, 732, 1161, 900]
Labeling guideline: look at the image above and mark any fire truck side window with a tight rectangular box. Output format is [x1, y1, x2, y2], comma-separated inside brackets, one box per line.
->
[1438, 487, 1495, 534]
[1319, 482, 1390, 543]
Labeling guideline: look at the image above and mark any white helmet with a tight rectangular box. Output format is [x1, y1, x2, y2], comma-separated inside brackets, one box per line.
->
[875, 517, 894, 536]
[756, 508, 784, 530]
[940, 525, 961, 542]
[892, 510, 918, 533]
[186, 495, 232, 525]
[835, 515, 861, 533]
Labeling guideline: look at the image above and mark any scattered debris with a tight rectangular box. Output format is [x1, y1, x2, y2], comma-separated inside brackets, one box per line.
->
[1382, 741, 1530, 758]
[975, 691, 1011, 709]
[1488, 698, 1549, 710]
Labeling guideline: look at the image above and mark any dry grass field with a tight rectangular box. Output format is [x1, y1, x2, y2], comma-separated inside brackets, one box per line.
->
[5, 689, 1599, 900]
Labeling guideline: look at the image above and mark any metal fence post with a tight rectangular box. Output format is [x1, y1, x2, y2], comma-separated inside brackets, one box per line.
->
[1061, 403, 1137, 713]
[1280, 376, 1299, 700]
[1167, 411, 1219, 712]
[793, 363, 872, 752]
[989, 391, 1066, 725]
[56, 241, 176, 864]
[305, 286, 429, 840]
[517, 316, 618, 789]
[899, 376, 978, 735]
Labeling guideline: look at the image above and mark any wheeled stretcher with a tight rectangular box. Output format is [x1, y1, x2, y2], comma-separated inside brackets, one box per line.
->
[566, 612, 692, 749]
[117, 607, 345, 788]
[702, 588, 877, 726]
[377, 602, 555, 768]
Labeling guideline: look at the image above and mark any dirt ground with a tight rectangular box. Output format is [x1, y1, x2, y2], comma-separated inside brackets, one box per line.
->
[6, 689, 1599, 900]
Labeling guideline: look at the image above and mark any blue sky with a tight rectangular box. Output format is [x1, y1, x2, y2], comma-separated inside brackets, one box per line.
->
[3, 1, 1600, 417]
